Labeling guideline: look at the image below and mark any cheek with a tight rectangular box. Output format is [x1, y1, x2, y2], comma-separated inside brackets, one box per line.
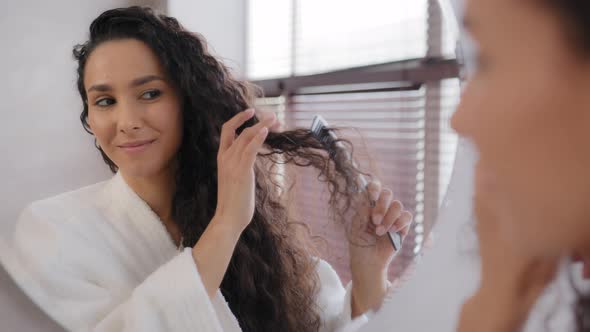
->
[153, 101, 183, 153]
[461, 67, 565, 169]
[472, 73, 590, 248]
[88, 111, 116, 146]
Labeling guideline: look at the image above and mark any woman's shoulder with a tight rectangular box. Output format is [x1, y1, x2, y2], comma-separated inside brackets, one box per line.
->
[14, 178, 115, 249]
[6, 178, 118, 274]
[22, 179, 111, 224]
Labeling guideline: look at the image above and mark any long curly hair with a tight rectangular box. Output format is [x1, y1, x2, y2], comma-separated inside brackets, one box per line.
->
[73, 6, 364, 332]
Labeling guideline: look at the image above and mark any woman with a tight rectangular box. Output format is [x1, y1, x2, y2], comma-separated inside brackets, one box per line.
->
[0, 6, 412, 332]
[453, 0, 590, 331]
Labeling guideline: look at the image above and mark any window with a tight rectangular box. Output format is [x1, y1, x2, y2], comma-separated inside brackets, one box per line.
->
[249, 0, 460, 283]
[294, 0, 428, 75]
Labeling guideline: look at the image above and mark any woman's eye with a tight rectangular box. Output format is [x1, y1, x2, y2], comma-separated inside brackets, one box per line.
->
[141, 90, 162, 100]
[95, 98, 115, 107]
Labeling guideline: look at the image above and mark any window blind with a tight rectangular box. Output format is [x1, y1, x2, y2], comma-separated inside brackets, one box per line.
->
[259, 79, 458, 283]
[250, 0, 461, 283]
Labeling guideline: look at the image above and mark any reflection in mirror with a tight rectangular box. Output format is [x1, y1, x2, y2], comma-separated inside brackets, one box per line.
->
[253, 0, 461, 284]
[0, 0, 462, 331]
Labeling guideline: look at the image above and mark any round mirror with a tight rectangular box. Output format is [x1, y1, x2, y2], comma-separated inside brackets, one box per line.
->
[0, 1, 465, 330]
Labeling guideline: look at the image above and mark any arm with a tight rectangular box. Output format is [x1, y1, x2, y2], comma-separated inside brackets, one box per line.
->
[191, 217, 241, 299]
[348, 181, 413, 317]
[1, 207, 223, 332]
[193, 108, 276, 298]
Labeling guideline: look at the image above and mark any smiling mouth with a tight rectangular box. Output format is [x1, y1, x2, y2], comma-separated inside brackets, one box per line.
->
[118, 139, 156, 152]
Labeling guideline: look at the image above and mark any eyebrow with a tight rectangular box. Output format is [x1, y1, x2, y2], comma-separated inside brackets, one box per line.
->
[87, 75, 166, 93]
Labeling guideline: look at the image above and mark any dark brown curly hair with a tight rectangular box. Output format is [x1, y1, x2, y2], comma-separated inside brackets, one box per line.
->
[73, 6, 364, 332]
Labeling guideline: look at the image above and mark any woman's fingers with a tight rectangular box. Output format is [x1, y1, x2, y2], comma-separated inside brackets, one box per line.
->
[376, 199, 403, 236]
[231, 112, 276, 155]
[242, 127, 269, 167]
[365, 180, 382, 206]
[372, 189, 393, 226]
[391, 211, 413, 237]
[256, 110, 282, 132]
[219, 109, 255, 155]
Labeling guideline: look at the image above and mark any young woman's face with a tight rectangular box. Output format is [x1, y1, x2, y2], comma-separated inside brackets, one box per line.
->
[85, 39, 183, 179]
[452, 0, 590, 255]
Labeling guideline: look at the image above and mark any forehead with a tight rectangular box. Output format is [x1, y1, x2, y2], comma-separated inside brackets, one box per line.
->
[84, 39, 165, 86]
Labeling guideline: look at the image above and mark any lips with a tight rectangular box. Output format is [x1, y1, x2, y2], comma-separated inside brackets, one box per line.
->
[118, 139, 156, 152]
[119, 139, 155, 148]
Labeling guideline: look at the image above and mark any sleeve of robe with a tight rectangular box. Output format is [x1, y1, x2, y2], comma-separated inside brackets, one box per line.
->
[0, 203, 224, 332]
[315, 259, 369, 332]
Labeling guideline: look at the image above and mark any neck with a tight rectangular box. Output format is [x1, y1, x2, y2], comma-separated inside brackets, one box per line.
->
[121, 169, 176, 223]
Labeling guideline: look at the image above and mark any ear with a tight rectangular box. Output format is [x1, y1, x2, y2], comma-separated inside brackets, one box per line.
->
[85, 112, 95, 135]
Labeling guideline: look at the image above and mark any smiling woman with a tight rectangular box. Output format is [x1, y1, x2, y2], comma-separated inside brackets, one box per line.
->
[0, 6, 413, 332]
[83, 39, 183, 180]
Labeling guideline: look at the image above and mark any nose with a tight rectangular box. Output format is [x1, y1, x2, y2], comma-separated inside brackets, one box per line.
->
[450, 87, 471, 138]
[450, 105, 463, 135]
[117, 101, 144, 134]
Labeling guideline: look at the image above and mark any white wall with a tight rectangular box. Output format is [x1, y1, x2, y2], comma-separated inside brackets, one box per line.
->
[168, 0, 246, 76]
[0, 1, 140, 236]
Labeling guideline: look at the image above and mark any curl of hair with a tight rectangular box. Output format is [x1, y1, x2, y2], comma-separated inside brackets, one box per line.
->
[547, 0, 590, 54]
[73, 6, 364, 332]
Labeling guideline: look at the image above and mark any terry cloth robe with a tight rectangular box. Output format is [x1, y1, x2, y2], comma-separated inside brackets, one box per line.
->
[0, 173, 369, 332]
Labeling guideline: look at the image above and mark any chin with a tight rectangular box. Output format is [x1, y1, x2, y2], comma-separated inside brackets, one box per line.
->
[118, 162, 168, 179]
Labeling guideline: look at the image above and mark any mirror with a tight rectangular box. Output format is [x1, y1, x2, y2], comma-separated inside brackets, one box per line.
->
[0, 0, 464, 330]
[253, 0, 462, 284]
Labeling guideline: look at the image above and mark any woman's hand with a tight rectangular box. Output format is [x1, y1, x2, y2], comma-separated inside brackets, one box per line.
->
[191, 109, 276, 298]
[348, 180, 413, 317]
[213, 108, 276, 235]
[458, 167, 558, 332]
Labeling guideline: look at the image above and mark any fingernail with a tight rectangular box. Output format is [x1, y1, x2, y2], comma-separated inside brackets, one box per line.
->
[370, 193, 379, 202]
[259, 127, 269, 136]
[376, 226, 386, 236]
[372, 214, 383, 225]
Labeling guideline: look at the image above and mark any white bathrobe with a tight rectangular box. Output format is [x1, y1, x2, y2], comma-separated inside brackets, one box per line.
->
[0, 173, 368, 332]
